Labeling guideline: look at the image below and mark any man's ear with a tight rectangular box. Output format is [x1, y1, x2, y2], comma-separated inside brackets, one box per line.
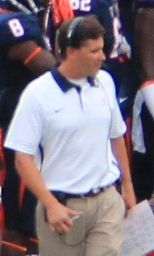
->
[66, 46, 78, 58]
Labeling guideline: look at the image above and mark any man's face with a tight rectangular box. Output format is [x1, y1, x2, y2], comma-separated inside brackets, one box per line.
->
[72, 36, 105, 77]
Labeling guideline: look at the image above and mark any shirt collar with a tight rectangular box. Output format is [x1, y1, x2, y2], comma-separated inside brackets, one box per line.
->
[51, 66, 95, 93]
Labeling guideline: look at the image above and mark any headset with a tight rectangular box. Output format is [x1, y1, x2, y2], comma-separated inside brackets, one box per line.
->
[66, 16, 85, 46]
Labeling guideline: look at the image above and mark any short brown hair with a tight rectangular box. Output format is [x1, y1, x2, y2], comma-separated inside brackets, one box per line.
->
[57, 15, 105, 59]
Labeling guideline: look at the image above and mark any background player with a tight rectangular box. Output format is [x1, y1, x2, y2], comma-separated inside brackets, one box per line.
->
[0, 0, 56, 236]
[132, 0, 154, 202]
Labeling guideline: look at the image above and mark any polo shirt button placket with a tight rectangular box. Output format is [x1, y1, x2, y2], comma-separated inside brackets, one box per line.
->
[80, 88, 87, 111]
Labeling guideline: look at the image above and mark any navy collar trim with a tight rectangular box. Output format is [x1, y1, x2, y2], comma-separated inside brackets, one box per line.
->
[51, 67, 95, 92]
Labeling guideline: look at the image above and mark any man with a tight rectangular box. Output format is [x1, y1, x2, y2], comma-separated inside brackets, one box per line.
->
[5, 15, 136, 256]
[0, 0, 56, 236]
[131, 0, 154, 202]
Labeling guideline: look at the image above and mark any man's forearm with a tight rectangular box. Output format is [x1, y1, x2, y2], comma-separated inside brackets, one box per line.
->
[111, 136, 132, 183]
[15, 152, 58, 209]
[111, 136, 136, 208]
[8, 40, 56, 76]
[15, 151, 81, 233]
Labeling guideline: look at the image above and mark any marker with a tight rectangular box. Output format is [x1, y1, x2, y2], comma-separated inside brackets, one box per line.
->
[71, 213, 83, 221]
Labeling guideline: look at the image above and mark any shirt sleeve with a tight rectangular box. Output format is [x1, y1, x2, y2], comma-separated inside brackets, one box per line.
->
[97, 70, 126, 138]
[110, 89, 126, 138]
[4, 86, 44, 155]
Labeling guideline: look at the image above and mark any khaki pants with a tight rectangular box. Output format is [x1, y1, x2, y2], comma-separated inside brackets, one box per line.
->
[36, 186, 125, 256]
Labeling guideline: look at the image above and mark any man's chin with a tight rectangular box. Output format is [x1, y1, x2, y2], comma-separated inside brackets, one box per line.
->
[90, 70, 99, 77]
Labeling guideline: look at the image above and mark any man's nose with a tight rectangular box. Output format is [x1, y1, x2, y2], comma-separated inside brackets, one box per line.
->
[101, 50, 106, 61]
[98, 50, 106, 61]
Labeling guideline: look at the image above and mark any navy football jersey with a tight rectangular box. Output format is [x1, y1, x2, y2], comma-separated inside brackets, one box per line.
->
[0, 12, 44, 47]
[0, 10, 45, 127]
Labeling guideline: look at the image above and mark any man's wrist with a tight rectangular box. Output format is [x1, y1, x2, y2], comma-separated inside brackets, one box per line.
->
[121, 177, 133, 186]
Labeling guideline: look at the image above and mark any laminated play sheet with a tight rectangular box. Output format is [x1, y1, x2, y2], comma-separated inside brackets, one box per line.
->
[122, 200, 154, 256]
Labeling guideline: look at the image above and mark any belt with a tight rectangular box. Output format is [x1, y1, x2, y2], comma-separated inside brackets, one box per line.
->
[51, 183, 114, 203]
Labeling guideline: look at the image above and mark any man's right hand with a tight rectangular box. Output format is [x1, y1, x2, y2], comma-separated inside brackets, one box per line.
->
[45, 200, 81, 234]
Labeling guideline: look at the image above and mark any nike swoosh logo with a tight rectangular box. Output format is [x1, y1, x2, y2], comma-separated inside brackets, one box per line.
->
[55, 108, 62, 113]
[119, 97, 128, 104]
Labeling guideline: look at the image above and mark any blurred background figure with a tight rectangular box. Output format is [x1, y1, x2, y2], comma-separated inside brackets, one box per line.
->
[132, 0, 154, 203]
[0, 0, 58, 237]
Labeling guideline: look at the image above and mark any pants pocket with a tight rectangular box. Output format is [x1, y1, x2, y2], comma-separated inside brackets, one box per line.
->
[61, 198, 86, 246]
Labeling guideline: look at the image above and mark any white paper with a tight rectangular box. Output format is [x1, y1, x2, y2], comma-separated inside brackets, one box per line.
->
[122, 200, 154, 256]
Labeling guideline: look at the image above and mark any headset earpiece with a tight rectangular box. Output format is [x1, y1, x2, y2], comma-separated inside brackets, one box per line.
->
[66, 16, 84, 46]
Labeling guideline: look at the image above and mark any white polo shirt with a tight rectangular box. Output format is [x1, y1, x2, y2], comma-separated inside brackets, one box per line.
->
[5, 68, 126, 193]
